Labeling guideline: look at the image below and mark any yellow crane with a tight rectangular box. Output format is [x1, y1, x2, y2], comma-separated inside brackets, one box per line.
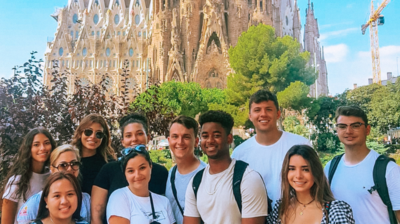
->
[361, 0, 390, 85]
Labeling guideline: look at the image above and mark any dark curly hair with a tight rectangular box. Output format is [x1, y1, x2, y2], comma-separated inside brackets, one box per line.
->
[119, 113, 149, 137]
[3, 128, 57, 201]
[249, 89, 279, 111]
[199, 110, 234, 135]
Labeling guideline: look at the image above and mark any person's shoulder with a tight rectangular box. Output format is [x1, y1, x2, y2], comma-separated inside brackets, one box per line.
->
[110, 186, 129, 198]
[282, 131, 310, 144]
[151, 192, 170, 203]
[232, 136, 256, 156]
[242, 165, 264, 182]
[330, 200, 353, 212]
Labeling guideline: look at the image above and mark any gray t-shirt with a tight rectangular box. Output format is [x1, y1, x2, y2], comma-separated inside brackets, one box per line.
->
[165, 161, 206, 224]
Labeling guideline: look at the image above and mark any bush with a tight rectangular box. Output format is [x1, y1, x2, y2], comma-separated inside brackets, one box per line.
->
[311, 133, 341, 152]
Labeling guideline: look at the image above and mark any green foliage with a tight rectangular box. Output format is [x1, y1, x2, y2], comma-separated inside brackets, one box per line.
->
[227, 24, 316, 106]
[283, 116, 309, 138]
[149, 150, 173, 170]
[310, 132, 340, 152]
[233, 135, 245, 148]
[277, 81, 312, 112]
[367, 141, 388, 155]
[208, 102, 249, 126]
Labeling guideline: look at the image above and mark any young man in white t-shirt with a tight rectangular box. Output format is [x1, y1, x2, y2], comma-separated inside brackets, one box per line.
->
[231, 89, 310, 206]
[166, 116, 206, 224]
[324, 105, 400, 223]
[184, 110, 268, 224]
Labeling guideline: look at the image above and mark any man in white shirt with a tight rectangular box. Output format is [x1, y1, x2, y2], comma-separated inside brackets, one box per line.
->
[184, 110, 268, 224]
[232, 89, 310, 206]
[324, 105, 400, 223]
[166, 116, 206, 224]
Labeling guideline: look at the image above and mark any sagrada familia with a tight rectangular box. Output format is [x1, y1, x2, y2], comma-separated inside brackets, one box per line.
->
[44, 0, 328, 97]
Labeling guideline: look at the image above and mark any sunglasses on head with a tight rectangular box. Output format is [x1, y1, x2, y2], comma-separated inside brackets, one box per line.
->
[52, 161, 80, 171]
[83, 129, 105, 139]
[120, 145, 147, 158]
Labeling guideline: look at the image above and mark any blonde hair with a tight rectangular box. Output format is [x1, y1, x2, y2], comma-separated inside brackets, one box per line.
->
[50, 144, 81, 166]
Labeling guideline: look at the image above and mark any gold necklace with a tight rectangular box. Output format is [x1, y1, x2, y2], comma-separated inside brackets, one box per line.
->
[296, 197, 314, 216]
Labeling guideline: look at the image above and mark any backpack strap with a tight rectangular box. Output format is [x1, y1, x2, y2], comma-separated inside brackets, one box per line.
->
[328, 154, 344, 186]
[192, 168, 205, 224]
[170, 166, 184, 215]
[373, 155, 397, 224]
[232, 160, 249, 214]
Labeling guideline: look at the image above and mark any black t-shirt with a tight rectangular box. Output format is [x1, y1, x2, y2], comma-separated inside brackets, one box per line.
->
[81, 153, 109, 195]
[94, 160, 168, 198]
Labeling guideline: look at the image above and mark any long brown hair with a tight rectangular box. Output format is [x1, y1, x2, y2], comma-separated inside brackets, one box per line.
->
[279, 145, 335, 221]
[71, 114, 116, 161]
[35, 172, 83, 221]
[3, 128, 57, 201]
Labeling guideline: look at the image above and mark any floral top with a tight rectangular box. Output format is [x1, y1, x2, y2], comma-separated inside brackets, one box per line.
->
[266, 200, 355, 224]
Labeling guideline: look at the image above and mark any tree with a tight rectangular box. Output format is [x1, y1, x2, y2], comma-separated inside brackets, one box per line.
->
[277, 81, 312, 112]
[227, 24, 316, 106]
[283, 116, 309, 138]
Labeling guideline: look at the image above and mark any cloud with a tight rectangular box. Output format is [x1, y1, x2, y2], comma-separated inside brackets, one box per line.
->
[319, 22, 354, 30]
[357, 45, 400, 79]
[320, 27, 359, 41]
[324, 44, 349, 63]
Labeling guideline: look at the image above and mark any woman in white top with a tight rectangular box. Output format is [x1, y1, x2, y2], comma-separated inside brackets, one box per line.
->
[16, 144, 91, 223]
[107, 145, 176, 224]
[1, 128, 57, 224]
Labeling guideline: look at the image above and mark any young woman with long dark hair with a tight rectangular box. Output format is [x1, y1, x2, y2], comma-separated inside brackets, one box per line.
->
[91, 113, 168, 224]
[266, 145, 355, 224]
[30, 172, 88, 224]
[1, 128, 57, 224]
[16, 144, 91, 223]
[71, 114, 116, 195]
[107, 146, 175, 224]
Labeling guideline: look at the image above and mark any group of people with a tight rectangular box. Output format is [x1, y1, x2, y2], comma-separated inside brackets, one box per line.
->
[1, 89, 399, 224]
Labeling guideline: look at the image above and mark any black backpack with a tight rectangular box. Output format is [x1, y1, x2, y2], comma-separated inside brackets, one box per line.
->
[328, 154, 397, 224]
[192, 160, 272, 222]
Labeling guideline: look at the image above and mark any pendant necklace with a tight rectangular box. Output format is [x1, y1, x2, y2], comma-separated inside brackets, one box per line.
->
[296, 197, 314, 216]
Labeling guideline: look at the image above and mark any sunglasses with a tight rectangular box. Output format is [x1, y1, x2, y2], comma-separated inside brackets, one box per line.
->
[52, 161, 80, 171]
[83, 129, 105, 139]
[120, 145, 147, 158]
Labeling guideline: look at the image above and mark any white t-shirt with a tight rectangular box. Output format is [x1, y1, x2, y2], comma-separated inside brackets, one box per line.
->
[16, 191, 91, 224]
[231, 132, 310, 206]
[2, 172, 50, 224]
[107, 187, 175, 224]
[165, 161, 207, 224]
[324, 150, 400, 224]
[184, 159, 268, 224]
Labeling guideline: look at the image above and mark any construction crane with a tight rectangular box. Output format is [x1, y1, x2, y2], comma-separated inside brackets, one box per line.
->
[361, 0, 390, 85]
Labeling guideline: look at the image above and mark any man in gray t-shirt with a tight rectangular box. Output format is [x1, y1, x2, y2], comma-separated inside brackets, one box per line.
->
[166, 116, 206, 224]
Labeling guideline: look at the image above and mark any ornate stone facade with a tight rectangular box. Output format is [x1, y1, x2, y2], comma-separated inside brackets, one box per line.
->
[304, 0, 328, 97]
[44, 0, 326, 94]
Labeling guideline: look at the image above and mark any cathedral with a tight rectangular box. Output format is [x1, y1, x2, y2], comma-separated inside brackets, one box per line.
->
[44, 0, 327, 97]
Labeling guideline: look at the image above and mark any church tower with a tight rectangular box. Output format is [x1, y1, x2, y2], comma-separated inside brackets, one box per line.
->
[304, 0, 328, 97]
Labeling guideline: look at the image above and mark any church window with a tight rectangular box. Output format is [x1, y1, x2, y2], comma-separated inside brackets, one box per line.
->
[70, 31, 74, 38]
[143, 31, 146, 38]
[118, 31, 121, 36]
[216, 82, 222, 89]
[82, 48, 87, 56]
[260, 1, 262, 10]
[123, 31, 126, 36]
[138, 31, 141, 37]
[106, 48, 111, 57]
[135, 15, 140, 25]
[129, 48, 134, 57]
[76, 31, 79, 39]
[73, 14, 78, 24]
[136, 0, 140, 5]
[95, 0, 99, 5]
[62, 60, 64, 67]
[59, 47, 64, 56]
[116, 0, 120, 6]
[286, 16, 289, 26]
[94, 14, 99, 24]
[66, 60, 69, 68]
[91, 31, 95, 36]
[97, 31, 100, 36]
[136, 60, 139, 67]
[114, 14, 120, 25]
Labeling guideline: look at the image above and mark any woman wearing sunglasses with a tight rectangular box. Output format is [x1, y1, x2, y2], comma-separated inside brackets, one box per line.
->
[266, 145, 354, 224]
[30, 172, 88, 224]
[71, 114, 116, 195]
[107, 146, 176, 224]
[16, 144, 91, 224]
[91, 113, 168, 224]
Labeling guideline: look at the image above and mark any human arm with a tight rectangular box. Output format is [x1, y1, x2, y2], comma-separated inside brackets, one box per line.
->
[108, 216, 130, 224]
[183, 178, 201, 223]
[91, 186, 108, 224]
[183, 216, 201, 224]
[241, 217, 266, 224]
[241, 170, 268, 221]
[1, 199, 18, 224]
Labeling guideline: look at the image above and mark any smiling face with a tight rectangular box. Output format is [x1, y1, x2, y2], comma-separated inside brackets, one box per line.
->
[125, 155, 152, 192]
[31, 133, 52, 164]
[44, 179, 78, 221]
[200, 122, 232, 160]
[336, 115, 370, 148]
[288, 155, 315, 194]
[51, 151, 80, 178]
[249, 100, 281, 133]
[168, 123, 199, 160]
[121, 123, 149, 148]
[81, 122, 104, 152]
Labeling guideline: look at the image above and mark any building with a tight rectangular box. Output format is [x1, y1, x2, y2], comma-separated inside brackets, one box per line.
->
[303, 0, 328, 97]
[353, 72, 399, 89]
[44, 0, 326, 95]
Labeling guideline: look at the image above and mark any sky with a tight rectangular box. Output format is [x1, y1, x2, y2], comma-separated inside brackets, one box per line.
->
[0, 0, 399, 95]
